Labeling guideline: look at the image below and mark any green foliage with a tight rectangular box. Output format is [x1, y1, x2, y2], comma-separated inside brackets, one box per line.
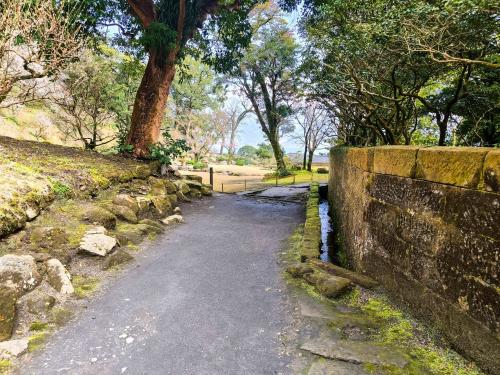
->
[235, 158, 248, 166]
[29, 321, 49, 331]
[192, 161, 207, 170]
[149, 127, 190, 166]
[237, 145, 258, 158]
[256, 143, 273, 159]
[49, 179, 72, 198]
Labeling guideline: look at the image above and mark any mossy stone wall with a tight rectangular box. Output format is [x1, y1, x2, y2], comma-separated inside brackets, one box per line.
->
[329, 145, 500, 374]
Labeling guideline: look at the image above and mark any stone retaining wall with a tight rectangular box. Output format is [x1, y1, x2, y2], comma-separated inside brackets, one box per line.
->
[328, 146, 499, 374]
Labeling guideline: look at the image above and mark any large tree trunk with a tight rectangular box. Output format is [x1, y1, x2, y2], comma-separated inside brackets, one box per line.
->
[307, 150, 314, 172]
[302, 142, 308, 170]
[126, 50, 176, 158]
[228, 127, 237, 161]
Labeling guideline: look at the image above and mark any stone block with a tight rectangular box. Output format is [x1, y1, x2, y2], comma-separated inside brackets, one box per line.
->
[372, 146, 419, 177]
[483, 149, 500, 192]
[415, 147, 488, 189]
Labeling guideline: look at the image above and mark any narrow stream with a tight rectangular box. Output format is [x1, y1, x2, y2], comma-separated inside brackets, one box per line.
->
[319, 198, 335, 263]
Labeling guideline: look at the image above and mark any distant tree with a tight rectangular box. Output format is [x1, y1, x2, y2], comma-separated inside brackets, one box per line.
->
[237, 145, 258, 159]
[230, 3, 298, 175]
[219, 102, 252, 161]
[256, 143, 273, 159]
[293, 102, 335, 171]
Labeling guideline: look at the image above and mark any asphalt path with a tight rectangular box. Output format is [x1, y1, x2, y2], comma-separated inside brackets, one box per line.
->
[19, 194, 304, 375]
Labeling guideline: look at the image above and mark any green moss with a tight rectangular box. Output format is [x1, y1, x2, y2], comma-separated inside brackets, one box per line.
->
[67, 223, 89, 247]
[28, 331, 48, 352]
[49, 178, 72, 198]
[73, 275, 99, 299]
[89, 169, 111, 189]
[0, 359, 11, 374]
[29, 321, 49, 331]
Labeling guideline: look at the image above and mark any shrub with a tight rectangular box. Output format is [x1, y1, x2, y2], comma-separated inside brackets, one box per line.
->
[192, 161, 207, 170]
[316, 167, 329, 174]
[235, 158, 248, 166]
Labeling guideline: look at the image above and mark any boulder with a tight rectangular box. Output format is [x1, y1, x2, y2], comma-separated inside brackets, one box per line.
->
[107, 204, 138, 224]
[164, 180, 177, 194]
[135, 165, 151, 179]
[136, 197, 152, 214]
[22, 289, 56, 316]
[173, 207, 182, 215]
[0, 254, 41, 295]
[167, 194, 178, 205]
[0, 338, 29, 359]
[138, 219, 163, 230]
[184, 174, 203, 183]
[151, 196, 172, 216]
[0, 285, 17, 341]
[315, 275, 352, 298]
[28, 227, 68, 251]
[79, 227, 117, 257]
[176, 191, 191, 202]
[161, 215, 184, 226]
[103, 249, 134, 270]
[174, 180, 190, 194]
[46, 259, 74, 294]
[83, 206, 116, 230]
[189, 189, 202, 199]
[200, 186, 212, 196]
[287, 263, 314, 278]
[185, 180, 203, 189]
[112, 194, 139, 214]
[148, 177, 167, 196]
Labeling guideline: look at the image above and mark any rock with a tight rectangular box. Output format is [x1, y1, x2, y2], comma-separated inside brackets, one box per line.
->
[301, 337, 409, 368]
[136, 197, 152, 214]
[176, 190, 191, 202]
[112, 194, 139, 214]
[189, 189, 202, 199]
[200, 186, 212, 196]
[108, 204, 138, 224]
[83, 206, 117, 230]
[286, 263, 314, 278]
[46, 259, 74, 294]
[23, 289, 56, 316]
[185, 180, 203, 189]
[0, 338, 29, 359]
[164, 180, 177, 194]
[28, 227, 69, 251]
[79, 227, 117, 256]
[307, 359, 368, 375]
[167, 194, 178, 205]
[135, 165, 151, 179]
[173, 207, 182, 215]
[315, 275, 352, 298]
[103, 250, 134, 270]
[150, 196, 172, 216]
[148, 177, 167, 196]
[161, 215, 184, 225]
[0, 254, 41, 295]
[184, 174, 203, 183]
[32, 253, 51, 263]
[0, 285, 17, 341]
[138, 219, 163, 230]
[174, 180, 190, 194]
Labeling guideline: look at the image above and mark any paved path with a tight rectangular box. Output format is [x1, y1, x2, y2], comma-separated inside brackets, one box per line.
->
[20, 194, 304, 375]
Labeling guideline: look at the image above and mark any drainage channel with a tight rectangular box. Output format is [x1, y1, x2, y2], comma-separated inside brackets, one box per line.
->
[318, 185, 338, 264]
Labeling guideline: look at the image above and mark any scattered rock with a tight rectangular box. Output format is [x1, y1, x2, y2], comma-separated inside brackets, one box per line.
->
[112, 194, 140, 214]
[23, 289, 56, 316]
[287, 263, 314, 278]
[46, 259, 74, 294]
[189, 189, 202, 199]
[150, 196, 172, 216]
[0, 285, 17, 340]
[307, 359, 368, 375]
[304, 271, 352, 298]
[28, 227, 69, 251]
[83, 206, 117, 230]
[107, 204, 138, 224]
[103, 250, 134, 270]
[161, 215, 184, 225]
[0, 338, 29, 359]
[79, 227, 117, 256]
[173, 207, 182, 215]
[301, 337, 409, 368]
[0, 254, 41, 295]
